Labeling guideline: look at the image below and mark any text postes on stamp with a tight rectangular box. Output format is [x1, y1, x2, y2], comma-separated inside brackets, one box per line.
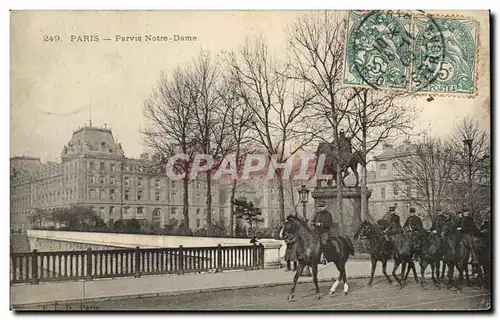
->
[411, 16, 478, 95]
[343, 10, 479, 96]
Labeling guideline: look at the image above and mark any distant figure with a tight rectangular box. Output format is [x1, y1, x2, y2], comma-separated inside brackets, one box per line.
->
[284, 242, 298, 272]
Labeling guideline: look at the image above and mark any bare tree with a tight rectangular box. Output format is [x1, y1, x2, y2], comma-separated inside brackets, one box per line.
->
[227, 36, 316, 225]
[186, 52, 236, 235]
[219, 83, 254, 237]
[346, 88, 417, 222]
[286, 11, 351, 232]
[449, 117, 490, 220]
[393, 138, 459, 222]
[142, 67, 199, 233]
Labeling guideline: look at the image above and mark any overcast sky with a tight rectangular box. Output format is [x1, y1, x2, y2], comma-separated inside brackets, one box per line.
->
[10, 10, 490, 162]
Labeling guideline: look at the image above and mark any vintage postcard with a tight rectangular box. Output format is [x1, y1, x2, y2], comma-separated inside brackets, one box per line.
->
[10, 10, 491, 311]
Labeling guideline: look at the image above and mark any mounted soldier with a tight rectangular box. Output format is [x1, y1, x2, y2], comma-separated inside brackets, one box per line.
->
[385, 206, 403, 234]
[311, 200, 335, 264]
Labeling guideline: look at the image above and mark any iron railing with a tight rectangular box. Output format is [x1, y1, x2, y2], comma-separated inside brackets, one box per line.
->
[10, 244, 265, 284]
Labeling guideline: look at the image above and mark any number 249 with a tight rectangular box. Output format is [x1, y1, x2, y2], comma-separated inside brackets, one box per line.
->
[43, 35, 61, 42]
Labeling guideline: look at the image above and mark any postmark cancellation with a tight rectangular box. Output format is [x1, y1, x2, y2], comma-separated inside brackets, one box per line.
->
[343, 10, 479, 96]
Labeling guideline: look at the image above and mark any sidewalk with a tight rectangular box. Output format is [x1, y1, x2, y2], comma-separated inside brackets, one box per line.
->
[11, 259, 431, 307]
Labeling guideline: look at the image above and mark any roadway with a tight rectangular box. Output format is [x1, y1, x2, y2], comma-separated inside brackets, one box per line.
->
[18, 277, 491, 311]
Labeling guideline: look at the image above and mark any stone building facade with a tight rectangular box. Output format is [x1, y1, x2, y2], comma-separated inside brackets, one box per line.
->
[10, 124, 226, 232]
[366, 140, 424, 224]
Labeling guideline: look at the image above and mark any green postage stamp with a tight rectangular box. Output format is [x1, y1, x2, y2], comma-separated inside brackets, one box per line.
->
[343, 10, 479, 95]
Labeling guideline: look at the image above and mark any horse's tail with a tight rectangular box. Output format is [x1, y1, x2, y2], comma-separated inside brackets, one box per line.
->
[344, 236, 355, 257]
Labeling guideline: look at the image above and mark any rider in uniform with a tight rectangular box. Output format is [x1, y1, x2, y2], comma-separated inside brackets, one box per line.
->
[311, 200, 334, 265]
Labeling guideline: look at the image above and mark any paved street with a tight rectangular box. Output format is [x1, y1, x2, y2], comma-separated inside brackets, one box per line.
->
[17, 277, 490, 311]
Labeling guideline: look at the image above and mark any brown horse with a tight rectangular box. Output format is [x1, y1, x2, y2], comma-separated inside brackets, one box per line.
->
[280, 215, 354, 300]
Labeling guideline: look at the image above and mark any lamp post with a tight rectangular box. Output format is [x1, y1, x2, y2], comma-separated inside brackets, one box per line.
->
[463, 138, 473, 216]
[298, 185, 310, 219]
[297, 185, 312, 277]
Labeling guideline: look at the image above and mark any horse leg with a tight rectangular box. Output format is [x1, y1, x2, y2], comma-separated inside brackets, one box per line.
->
[435, 260, 441, 281]
[382, 259, 392, 284]
[367, 258, 377, 287]
[341, 264, 349, 295]
[456, 264, 464, 292]
[419, 260, 428, 289]
[411, 260, 419, 284]
[446, 262, 455, 290]
[464, 264, 471, 287]
[288, 263, 305, 301]
[334, 260, 349, 295]
[431, 261, 440, 289]
[404, 262, 412, 282]
[311, 263, 321, 300]
[392, 259, 403, 289]
[400, 261, 407, 284]
[441, 261, 446, 282]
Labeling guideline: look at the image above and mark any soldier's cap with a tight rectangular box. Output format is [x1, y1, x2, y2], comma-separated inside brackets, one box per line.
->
[317, 200, 327, 208]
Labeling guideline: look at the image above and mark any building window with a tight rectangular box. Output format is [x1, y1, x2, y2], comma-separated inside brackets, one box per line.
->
[99, 207, 105, 217]
[100, 189, 106, 199]
[170, 192, 176, 202]
[155, 179, 160, 188]
[109, 176, 115, 184]
[381, 187, 386, 199]
[110, 189, 115, 200]
[171, 207, 177, 215]
[99, 176, 105, 184]
[155, 191, 160, 201]
[124, 177, 130, 186]
[137, 190, 143, 200]
[393, 184, 399, 195]
[124, 190, 130, 200]
[196, 194, 201, 203]
[171, 180, 176, 188]
[125, 164, 130, 172]
[89, 175, 96, 184]
[109, 206, 114, 214]
[100, 162, 105, 171]
[380, 164, 387, 177]
[196, 219, 201, 228]
[110, 163, 115, 171]
[153, 209, 161, 217]
[196, 181, 200, 189]
[124, 207, 129, 214]
[138, 177, 143, 187]
[89, 162, 95, 170]
[137, 207, 143, 215]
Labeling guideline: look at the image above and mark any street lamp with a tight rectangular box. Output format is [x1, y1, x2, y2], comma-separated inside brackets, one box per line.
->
[463, 138, 473, 215]
[297, 185, 312, 277]
[298, 185, 310, 219]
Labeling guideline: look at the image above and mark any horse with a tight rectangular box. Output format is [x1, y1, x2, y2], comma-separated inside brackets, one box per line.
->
[440, 221, 472, 291]
[415, 228, 447, 289]
[353, 219, 394, 286]
[471, 218, 490, 289]
[384, 215, 419, 286]
[431, 214, 451, 281]
[400, 215, 424, 281]
[280, 215, 354, 300]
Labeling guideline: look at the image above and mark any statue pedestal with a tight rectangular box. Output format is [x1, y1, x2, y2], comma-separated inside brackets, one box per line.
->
[311, 186, 372, 235]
